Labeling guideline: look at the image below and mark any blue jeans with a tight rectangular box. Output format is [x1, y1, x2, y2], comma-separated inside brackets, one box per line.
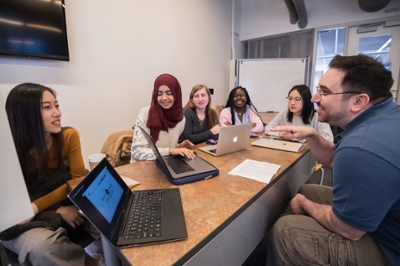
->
[266, 184, 391, 266]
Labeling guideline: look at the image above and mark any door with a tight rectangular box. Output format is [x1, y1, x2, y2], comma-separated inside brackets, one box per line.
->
[347, 23, 400, 103]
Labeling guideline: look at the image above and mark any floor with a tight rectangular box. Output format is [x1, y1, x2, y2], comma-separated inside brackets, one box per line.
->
[0, 168, 332, 266]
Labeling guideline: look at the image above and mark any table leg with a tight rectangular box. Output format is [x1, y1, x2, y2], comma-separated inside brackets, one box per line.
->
[101, 235, 121, 266]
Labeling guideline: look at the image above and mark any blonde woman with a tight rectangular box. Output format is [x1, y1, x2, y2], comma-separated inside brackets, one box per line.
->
[179, 84, 220, 144]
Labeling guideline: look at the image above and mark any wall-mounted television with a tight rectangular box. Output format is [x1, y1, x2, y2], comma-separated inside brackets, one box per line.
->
[0, 0, 69, 61]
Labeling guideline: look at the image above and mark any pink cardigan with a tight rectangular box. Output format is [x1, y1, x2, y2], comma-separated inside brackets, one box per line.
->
[219, 106, 264, 133]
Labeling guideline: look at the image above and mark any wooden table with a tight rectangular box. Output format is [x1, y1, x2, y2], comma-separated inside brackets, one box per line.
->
[69, 139, 311, 265]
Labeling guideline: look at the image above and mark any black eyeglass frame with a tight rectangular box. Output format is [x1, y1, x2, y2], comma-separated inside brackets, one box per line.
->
[315, 86, 361, 96]
[286, 96, 302, 101]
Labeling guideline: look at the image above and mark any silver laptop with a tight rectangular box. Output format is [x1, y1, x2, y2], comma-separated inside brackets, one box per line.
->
[139, 126, 219, 184]
[199, 123, 253, 157]
[251, 138, 305, 152]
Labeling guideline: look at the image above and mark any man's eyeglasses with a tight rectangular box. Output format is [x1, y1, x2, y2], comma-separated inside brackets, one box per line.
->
[316, 86, 361, 97]
[286, 96, 302, 102]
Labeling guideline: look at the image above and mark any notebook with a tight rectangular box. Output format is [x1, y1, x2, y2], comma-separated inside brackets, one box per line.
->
[68, 158, 188, 248]
[251, 138, 305, 152]
[199, 123, 253, 157]
[139, 126, 219, 185]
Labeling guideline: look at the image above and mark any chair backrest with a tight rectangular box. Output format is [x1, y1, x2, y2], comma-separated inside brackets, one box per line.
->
[101, 130, 134, 167]
[215, 105, 223, 118]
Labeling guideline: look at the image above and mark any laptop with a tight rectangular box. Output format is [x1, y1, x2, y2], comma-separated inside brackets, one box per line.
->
[199, 123, 253, 157]
[68, 158, 188, 248]
[139, 126, 219, 185]
[251, 138, 305, 152]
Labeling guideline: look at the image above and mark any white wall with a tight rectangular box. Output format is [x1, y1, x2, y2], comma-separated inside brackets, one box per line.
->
[240, 0, 400, 40]
[0, 0, 232, 168]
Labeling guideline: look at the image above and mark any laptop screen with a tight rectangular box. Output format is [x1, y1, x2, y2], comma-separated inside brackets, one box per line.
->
[83, 166, 124, 223]
[139, 126, 169, 170]
[68, 159, 132, 241]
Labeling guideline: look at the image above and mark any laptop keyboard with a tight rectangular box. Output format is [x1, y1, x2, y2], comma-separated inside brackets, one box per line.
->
[165, 156, 194, 174]
[124, 190, 162, 239]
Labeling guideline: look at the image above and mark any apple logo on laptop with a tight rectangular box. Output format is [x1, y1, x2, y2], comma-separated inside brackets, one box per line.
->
[233, 136, 238, 142]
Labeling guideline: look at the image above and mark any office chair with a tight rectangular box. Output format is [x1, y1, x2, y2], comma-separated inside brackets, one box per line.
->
[214, 105, 223, 118]
[101, 129, 134, 167]
[311, 161, 325, 185]
[1, 241, 19, 266]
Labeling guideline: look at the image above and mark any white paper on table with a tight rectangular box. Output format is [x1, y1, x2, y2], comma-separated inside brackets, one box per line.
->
[120, 175, 140, 189]
[228, 159, 281, 183]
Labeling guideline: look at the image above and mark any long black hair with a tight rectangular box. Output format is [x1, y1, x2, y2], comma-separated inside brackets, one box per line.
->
[5, 83, 64, 187]
[286, 84, 315, 124]
[224, 86, 263, 125]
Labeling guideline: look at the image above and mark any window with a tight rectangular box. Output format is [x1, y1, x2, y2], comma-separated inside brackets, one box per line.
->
[358, 34, 392, 70]
[313, 28, 345, 93]
[247, 30, 314, 59]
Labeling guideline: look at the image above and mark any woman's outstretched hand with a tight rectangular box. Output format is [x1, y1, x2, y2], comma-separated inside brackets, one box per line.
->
[169, 148, 196, 159]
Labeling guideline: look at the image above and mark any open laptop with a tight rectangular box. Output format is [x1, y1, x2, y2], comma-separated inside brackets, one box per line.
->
[68, 158, 188, 248]
[199, 123, 253, 156]
[251, 137, 305, 152]
[139, 126, 219, 185]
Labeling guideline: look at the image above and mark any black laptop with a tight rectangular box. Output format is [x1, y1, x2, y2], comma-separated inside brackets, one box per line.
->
[138, 126, 219, 185]
[68, 158, 188, 248]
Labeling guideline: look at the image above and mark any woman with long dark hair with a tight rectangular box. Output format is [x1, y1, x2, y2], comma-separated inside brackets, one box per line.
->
[1, 83, 102, 265]
[265, 84, 333, 142]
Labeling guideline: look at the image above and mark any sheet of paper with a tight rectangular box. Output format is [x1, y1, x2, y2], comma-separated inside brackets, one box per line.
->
[228, 159, 281, 183]
[0, 93, 33, 232]
[120, 175, 140, 189]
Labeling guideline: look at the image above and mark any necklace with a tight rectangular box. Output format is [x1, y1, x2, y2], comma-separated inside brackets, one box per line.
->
[236, 109, 244, 116]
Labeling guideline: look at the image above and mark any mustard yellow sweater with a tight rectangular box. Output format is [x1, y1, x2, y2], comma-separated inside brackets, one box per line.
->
[31, 128, 85, 213]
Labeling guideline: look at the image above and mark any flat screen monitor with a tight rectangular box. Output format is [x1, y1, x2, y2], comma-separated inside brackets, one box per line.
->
[0, 0, 69, 61]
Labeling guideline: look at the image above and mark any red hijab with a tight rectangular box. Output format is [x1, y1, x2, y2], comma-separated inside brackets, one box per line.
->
[147, 74, 183, 142]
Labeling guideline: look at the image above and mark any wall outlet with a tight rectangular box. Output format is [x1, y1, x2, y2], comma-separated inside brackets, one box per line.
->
[209, 88, 214, 95]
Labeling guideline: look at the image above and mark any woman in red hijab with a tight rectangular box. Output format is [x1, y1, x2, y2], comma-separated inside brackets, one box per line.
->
[130, 74, 194, 162]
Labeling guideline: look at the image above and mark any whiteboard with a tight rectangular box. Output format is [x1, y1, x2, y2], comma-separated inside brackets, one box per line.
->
[237, 58, 308, 112]
[0, 93, 33, 232]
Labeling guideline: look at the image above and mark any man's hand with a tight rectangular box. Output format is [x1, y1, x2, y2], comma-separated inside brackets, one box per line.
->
[271, 126, 315, 141]
[288, 194, 306, 215]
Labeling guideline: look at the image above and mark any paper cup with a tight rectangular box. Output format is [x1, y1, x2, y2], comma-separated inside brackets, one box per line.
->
[88, 153, 106, 170]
